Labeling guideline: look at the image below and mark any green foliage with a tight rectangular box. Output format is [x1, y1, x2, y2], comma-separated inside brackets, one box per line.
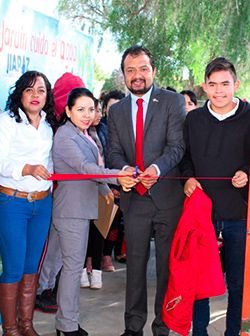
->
[57, 0, 111, 33]
[102, 69, 125, 92]
[94, 62, 107, 82]
[58, 0, 250, 98]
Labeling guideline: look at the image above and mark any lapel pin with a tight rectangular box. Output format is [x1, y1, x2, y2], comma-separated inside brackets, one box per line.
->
[153, 98, 159, 103]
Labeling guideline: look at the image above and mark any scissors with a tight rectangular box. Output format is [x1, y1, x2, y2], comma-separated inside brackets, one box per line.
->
[134, 165, 139, 178]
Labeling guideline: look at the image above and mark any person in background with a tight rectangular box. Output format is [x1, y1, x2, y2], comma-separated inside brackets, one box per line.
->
[108, 45, 186, 336]
[180, 89, 198, 113]
[166, 86, 177, 92]
[98, 91, 107, 115]
[80, 98, 107, 289]
[101, 90, 126, 272]
[102, 90, 125, 118]
[0, 70, 56, 336]
[52, 87, 133, 336]
[53, 73, 86, 121]
[181, 57, 250, 336]
[35, 72, 86, 313]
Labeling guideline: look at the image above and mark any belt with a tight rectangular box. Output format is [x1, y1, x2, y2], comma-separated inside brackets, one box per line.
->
[0, 185, 50, 202]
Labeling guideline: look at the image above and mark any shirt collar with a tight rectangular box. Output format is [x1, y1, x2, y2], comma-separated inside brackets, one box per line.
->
[207, 98, 239, 121]
[18, 108, 46, 123]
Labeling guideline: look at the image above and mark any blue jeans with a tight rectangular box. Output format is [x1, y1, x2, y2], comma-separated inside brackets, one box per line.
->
[0, 192, 52, 283]
[192, 220, 246, 336]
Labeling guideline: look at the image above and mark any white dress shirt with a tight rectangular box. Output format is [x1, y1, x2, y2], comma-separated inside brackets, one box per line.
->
[130, 87, 153, 136]
[129, 87, 160, 175]
[0, 109, 53, 192]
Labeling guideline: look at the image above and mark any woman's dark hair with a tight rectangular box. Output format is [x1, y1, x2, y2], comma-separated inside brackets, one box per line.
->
[94, 97, 99, 109]
[102, 90, 125, 110]
[59, 87, 95, 126]
[180, 90, 198, 106]
[5, 70, 57, 130]
[166, 86, 177, 92]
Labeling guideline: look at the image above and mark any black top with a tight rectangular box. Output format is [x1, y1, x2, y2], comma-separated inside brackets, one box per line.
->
[181, 99, 250, 220]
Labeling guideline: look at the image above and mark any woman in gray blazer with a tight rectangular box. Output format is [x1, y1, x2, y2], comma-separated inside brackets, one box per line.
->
[52, 88, 132, 336]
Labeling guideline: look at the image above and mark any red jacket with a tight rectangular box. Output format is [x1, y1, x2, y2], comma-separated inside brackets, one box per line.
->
[162, 188, 225, 336]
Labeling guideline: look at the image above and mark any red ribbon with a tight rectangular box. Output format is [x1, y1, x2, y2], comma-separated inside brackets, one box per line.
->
[48, 174, 232, 181]
[48, 174, 128, 180]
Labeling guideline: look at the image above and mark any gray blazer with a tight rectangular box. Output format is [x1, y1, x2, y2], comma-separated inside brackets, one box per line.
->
[108, 86, 186, 211]
[52, 121, 119, 219]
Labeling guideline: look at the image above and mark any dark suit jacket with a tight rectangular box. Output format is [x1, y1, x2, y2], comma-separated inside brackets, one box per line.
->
[108, 85, 186, 211]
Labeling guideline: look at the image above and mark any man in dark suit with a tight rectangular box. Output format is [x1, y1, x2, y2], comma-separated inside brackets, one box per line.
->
[108, 45, 186, 336]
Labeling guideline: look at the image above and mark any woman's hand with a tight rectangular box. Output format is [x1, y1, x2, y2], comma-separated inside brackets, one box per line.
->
[105, 192, 114, 205]
[117, 169, 138, 192]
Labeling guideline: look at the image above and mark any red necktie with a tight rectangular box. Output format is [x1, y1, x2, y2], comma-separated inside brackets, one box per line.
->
[135, 98, 147, 195]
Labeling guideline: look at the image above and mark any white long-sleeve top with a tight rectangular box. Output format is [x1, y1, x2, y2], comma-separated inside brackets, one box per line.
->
[0, 109, 53, 192]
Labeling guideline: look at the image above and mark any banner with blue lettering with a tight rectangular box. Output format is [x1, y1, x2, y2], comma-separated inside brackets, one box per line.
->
[0, 0, 93, 110]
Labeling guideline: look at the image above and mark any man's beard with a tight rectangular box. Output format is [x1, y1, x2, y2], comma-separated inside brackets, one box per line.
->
[127, 79, 152, 95]
[129, 87, 151, 95]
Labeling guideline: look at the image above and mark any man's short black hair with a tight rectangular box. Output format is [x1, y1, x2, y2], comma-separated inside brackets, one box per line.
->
[205, 57, 237, 82]
[121, 45, 155, 73]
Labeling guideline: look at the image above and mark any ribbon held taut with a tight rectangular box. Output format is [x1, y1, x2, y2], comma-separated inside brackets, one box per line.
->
[48, 173, 233, 181]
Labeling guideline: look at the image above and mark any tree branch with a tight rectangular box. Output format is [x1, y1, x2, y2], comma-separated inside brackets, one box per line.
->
[71, 14, 103, 25]
[88, 3, 104, 17]
[131, 0, 151, 16]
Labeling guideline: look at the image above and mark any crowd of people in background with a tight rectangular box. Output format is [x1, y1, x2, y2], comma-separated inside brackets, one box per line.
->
[0, 44, 249, 336]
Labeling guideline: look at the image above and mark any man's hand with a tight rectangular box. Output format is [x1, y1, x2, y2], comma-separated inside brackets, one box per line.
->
[232, 170, 248, 188]
[139, 165, 158, 189]
[117, 169, 138, 192]
[184, 177, 202, 197]
[22, 164, 50, 180]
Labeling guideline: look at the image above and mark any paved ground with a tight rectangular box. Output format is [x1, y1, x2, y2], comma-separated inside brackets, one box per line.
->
[16, 242, 228, 336]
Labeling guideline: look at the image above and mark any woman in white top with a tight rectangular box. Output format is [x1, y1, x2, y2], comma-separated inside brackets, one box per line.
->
[0, 70, 56, 336]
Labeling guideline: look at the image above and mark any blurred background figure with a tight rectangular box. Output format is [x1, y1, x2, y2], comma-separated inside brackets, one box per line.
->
[180, 89, 198, 113]
[53, 73, 86, 121]
[166, 86, 177, 92]
[102, 90, 125, 119]
[101, 90, 126, 272]
[80, 97, 107, 289]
